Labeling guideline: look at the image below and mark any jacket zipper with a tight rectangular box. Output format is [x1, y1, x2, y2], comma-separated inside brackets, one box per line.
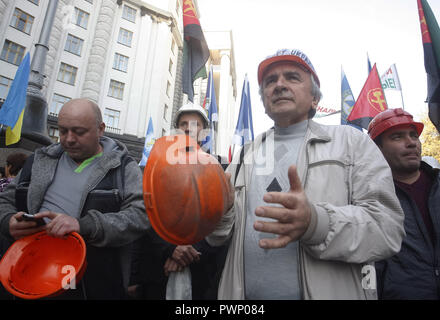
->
[297, 134, 315, 299]
[428, 176, 440, 295]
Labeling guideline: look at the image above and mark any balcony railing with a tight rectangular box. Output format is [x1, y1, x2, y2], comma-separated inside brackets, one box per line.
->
[104, 125, 121, 135]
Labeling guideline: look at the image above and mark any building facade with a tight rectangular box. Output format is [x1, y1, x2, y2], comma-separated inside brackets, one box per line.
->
[0, 0, 236, 160]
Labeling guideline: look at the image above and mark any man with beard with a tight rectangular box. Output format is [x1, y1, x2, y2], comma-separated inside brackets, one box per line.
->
[368, 108, 440, 299]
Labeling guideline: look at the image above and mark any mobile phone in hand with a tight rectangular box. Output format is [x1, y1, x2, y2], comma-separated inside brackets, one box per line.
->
[18, 213, 46, 226]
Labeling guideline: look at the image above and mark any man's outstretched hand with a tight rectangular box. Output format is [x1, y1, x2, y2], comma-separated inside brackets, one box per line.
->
[253, 165, 312, 249]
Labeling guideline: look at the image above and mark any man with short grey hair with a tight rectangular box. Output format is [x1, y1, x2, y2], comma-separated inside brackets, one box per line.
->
[207, 49, 405, 300]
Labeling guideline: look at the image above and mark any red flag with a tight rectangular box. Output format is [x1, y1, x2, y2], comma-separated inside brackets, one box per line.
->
[182, 0, 209, 102]
[347, 64, 388, 129]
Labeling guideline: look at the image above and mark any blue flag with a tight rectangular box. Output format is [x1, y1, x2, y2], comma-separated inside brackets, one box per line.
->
[367, 53, 372, 74]
[0, 52, 30, 128]
[202, 66, 218, 154]
[341, 67, 362, 131]
[232, 75, 254, 147]
[139, 117, 155, 167]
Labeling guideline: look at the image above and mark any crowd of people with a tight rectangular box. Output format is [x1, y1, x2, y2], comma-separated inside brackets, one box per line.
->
[0, 48, 438, 300]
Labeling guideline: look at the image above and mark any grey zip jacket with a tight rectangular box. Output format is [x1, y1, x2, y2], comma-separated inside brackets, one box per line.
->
[0, 136, 150, 247]
[207, 120, 405, 300]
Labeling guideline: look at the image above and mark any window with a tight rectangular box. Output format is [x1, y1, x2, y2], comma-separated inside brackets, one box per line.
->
[49, 93, 70, 115]
[122, 5, 136, 23]
[118, 28, 133, 47]
[166, 81, 171, 97]
[171, 38, 176, 55]
[64, 34, 84, 56]
[48, 127, 60, 142]
[0, 76, 12, 99]
[113, 53, 128, 72]
[1, 40, 25, 65]
[10, 8, 34, 34]
[163, 104, 168, 120]
[162, 128, 166, 137]
[103, 108, 120, 128]
[57, 62, 78, 85]
[28, 0, 39, 5]
[168, 59, 173, 74]
[108, 80, 124, 100]
[84, 0, 93, 4]
[74, 7, 89, 29]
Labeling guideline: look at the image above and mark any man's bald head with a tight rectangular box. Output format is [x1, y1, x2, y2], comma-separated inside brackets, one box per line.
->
[58, 98, 105, 163]
[59, 98, 103, 128]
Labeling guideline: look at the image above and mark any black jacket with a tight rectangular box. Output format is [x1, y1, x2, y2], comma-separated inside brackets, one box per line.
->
[130, 154, 230, 299]
[376, 162, 440, 299]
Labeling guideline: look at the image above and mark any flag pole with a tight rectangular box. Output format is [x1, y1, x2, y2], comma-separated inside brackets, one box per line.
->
[400, 90, 405, 110]
[23, 0, 59, 146]
[393, 63, 405, 110]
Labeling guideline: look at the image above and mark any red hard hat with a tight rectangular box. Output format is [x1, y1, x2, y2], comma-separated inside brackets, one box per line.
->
[0, 231, 87, 299]
[143, 134, 228, 245]
[368, 108, 424, 140]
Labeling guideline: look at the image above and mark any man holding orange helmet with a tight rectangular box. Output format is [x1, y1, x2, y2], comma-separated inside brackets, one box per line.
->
[0, 98, 150, 299]
[368, 108, 440, 299]
[207, 49, 405, 300]
[131, 103, 230, 300]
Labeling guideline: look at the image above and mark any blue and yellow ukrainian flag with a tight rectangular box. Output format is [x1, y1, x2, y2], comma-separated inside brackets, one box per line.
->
[139, 117, 155, 167]
[0, 52, 30, 145]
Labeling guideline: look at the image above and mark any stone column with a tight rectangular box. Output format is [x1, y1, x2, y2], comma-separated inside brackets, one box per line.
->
[217, 50, 231, 156]
[0, 0, 9, 30]
[81, 0, 118, 103]
[43, 0, 70, 97]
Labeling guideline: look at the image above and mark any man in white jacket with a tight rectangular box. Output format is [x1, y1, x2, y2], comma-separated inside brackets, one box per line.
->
[207, 49, 405, 300]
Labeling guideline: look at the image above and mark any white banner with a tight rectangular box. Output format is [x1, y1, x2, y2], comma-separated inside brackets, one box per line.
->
[381, 64, 402, 91]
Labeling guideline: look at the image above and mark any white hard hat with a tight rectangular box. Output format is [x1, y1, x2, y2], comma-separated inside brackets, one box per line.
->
[174, 103, 209, 128]
[422, 156, 440, 169]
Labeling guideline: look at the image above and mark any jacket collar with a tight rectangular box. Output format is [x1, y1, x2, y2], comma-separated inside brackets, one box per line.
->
[248, 120, 331, 157]
[306, 120, 332, 144]
[37, 136, 127, 163]
[420, 161, 440, 179]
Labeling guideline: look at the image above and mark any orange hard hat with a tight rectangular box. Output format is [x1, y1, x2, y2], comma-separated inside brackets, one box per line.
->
[368, 108, 424, 140]
[143, 134, 229, 245]
[0, 231, 87, 299]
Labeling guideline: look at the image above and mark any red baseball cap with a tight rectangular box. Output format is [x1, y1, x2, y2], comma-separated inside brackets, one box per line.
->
[258, 49, 320, 87]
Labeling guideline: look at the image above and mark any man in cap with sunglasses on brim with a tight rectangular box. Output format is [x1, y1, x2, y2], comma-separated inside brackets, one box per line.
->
[368, 109, 440, 299]
[206, 49, 405, 299]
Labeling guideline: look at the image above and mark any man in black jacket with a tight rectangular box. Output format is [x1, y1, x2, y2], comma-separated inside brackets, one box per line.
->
[369, 108, 440, 299]
[130, 103, 229, 300]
